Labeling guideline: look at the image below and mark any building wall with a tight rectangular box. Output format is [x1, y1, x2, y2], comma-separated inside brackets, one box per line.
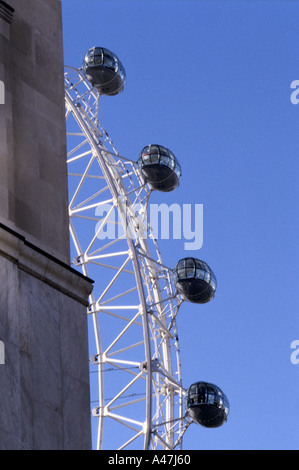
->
[0, 1, 93, 450]
[0, 225, 93, 450]
[0, 0, 69, 264]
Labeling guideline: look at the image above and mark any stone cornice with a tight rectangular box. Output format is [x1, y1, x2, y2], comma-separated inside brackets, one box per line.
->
[0, 222, 93, 306]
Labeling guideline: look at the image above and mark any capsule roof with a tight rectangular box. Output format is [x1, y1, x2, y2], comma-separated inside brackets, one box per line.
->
[82, 47, 126, 96]
[186, 381, 229, 428]
[174, 257, 217, 304]
[138, 144, 181, 192]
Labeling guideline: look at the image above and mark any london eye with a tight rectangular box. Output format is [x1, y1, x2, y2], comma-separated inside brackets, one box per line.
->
[64, 46, 229, 450]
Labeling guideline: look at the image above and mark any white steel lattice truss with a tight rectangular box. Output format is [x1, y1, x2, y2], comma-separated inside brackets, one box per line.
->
[64, 66, 191, 450]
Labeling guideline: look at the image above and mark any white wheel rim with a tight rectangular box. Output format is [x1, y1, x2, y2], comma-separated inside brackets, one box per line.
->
[64, 66, 189, 450]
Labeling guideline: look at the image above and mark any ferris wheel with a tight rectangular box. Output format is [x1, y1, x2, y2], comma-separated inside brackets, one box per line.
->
[64, 47, 229, 451]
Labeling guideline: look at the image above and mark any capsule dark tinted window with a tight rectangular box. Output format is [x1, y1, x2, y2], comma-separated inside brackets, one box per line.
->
[174, 257, 217, 303]
[186, 382, 229, 428]
[83, 47, 126, 96]
[138, 144, 181, 192]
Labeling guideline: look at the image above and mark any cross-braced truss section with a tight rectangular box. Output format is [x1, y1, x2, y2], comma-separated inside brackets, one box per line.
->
[64, 66, 190, 450]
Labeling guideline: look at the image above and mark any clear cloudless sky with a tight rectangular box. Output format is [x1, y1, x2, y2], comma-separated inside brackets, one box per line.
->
[61, 0, 299, 450]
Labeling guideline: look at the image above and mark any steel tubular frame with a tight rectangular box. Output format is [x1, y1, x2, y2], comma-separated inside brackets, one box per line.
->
[64, 66, 189, 450]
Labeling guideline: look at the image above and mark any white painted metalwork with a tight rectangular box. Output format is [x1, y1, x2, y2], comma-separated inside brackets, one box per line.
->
[64, 66, 190, 450]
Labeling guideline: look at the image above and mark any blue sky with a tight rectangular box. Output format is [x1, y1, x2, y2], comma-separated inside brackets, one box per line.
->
[61, 0, 299, 450]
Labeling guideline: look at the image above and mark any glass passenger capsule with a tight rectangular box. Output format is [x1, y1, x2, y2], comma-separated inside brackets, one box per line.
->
[137, 145, 181, 192]
[174, 257, 217, 303]
[186, 382, 229, 428]
[82, 47, 126, 96]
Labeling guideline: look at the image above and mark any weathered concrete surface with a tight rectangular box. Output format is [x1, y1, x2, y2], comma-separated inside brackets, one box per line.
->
[0, 0, 69, 264]
[0, 224, 93, 450]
